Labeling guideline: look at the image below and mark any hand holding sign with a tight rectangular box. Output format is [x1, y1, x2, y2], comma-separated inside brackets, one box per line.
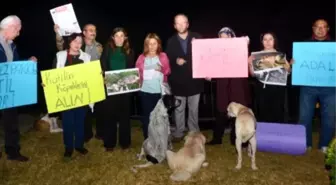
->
[177, 58, 186, 66]
[41, 60, 105, 113]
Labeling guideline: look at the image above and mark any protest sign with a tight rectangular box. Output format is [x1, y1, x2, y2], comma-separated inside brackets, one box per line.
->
[192, 37, 248, 78]
[41, 60, 105, 113]
[0, 61, 37, 110]
[292, 42, 336, 87]
[105, 68, 140, 96]
[50, 3, 81, 36]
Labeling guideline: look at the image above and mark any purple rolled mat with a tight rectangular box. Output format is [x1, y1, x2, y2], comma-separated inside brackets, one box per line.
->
[256, 122, 306, 155]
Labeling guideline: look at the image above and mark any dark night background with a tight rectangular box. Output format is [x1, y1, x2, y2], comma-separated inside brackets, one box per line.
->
[0, 0, 335, 121]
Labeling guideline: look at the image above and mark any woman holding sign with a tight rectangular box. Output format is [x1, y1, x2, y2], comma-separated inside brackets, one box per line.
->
[50, 33, 91, 161]
[248, 32, 291, 123]
[135, 33, 171, 139]
[206, 27, 251, 146]
[100, 27, 135, 151]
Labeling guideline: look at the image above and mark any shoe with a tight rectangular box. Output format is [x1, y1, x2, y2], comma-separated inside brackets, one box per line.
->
[63, 148, 73, 162]
[120, 145, 130, 150]
[321, 147, 328, 154]
[206, 139, 222, 145]
[75, 148, 88, 155]
[7, 154, 29, 162]
[105, 148, 114, 152]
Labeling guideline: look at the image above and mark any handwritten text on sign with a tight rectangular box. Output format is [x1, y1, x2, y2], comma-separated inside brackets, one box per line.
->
[292, 42, 336, 87]
[192, 38, 248, 78]
[0, 61, 37, 110]
[41, 60, 106, 113]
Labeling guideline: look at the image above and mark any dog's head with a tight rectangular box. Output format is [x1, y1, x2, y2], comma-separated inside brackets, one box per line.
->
[162, 94, 181, 114]
[184, 131, 206, 146]
[227, 102, 246, 118]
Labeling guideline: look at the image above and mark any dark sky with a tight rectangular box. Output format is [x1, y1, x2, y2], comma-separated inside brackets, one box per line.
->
[1, 0, 335, 70]
[0, 0, 334, 112]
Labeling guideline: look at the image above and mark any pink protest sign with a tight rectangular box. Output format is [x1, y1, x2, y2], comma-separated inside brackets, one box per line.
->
[192, 38, 248, 78]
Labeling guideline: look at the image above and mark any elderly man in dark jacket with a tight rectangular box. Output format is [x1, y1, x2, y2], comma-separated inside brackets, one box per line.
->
[0, 15, 37, 161]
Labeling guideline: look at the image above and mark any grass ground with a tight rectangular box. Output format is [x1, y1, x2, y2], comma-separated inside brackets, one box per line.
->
[0, 121, 330, 185]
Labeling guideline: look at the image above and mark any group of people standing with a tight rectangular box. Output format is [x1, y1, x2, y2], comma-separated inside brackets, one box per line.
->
[0, 13, 334, 162]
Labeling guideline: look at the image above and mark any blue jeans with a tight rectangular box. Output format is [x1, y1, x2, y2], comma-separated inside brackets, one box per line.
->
[62, 107, 87, 149]
[139, 91, 161, 139]
[299, 86, 336, 148]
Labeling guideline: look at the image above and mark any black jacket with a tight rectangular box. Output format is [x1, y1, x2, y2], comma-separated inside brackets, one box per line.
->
[165, 31, 204, 96]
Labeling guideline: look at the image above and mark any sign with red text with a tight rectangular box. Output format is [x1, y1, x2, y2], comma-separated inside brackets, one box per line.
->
[192, 38, 248, 78]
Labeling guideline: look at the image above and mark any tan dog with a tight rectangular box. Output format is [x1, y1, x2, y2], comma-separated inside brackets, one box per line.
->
[166, 131, 208, 181]
[227, 102, 258, 170]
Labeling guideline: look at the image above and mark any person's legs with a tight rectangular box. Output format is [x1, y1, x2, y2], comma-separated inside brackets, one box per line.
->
[207, 111, 227, 145]
[299, 87, 318, 148]
[84, 107, 94, 142]
[187, 94, 200, 132]
[172, 96, 186, 139]
[94, 102, 104, 139]
[139, 92, 161, 139]
[318, 87, 336, 150]
[74, 107, 87, 152]
[103, 97, 118, 150]
[118, 94, 132, 148]
[3, 108, 28, 161]
[61, 109, 75, 159]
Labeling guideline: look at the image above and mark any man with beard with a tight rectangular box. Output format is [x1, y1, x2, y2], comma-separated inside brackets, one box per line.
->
[165, 14, 204, 141]
[54, 24, 103, 142]
[299, 19, 335, 154]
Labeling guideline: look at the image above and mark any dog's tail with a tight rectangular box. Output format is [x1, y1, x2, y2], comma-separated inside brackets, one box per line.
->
[170, 170, 192, 181]
[130, 162, 153, 173]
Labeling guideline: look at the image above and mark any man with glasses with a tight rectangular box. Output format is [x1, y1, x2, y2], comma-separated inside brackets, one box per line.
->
[299, 19, 335, 154]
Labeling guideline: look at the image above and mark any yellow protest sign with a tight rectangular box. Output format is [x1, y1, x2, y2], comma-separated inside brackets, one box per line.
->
[41, 60, 106, 113]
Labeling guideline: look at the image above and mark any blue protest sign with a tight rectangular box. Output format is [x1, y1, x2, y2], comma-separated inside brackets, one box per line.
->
[292, 42, 336, 87]
[0, 61, 37, 110]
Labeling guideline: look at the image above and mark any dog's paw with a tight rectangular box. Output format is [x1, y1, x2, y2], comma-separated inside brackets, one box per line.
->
[251, 165, 258, 170]
[234, 165, 242, 170]
[202, 162, 209, 167]
[130, 167, 138, 173]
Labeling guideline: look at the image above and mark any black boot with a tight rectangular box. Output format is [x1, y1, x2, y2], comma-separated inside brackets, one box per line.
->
[63, 148, 73, 162]
[7, 153, 29, 162]
[75, 148, 88, 155]
[206, 139, 222, 145]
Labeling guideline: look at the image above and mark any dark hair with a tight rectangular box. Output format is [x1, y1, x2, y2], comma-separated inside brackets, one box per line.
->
[66, 33, 83, 50]
[260, 32, 279, 50]
[108, 27, 131, 55]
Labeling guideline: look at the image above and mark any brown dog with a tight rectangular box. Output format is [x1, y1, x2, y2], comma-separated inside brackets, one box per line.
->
[166, 131, 208, 181]
[227, 102, 258, 170]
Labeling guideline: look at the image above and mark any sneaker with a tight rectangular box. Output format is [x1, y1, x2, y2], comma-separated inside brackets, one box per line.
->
[321, 147, 328, 154]
[7, 154, 29, 162]
[75, 148, 88, 155]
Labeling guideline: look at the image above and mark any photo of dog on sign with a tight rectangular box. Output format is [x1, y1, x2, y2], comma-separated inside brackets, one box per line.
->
[104, 68, 140, 96]
[251, 51, 287, 73]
